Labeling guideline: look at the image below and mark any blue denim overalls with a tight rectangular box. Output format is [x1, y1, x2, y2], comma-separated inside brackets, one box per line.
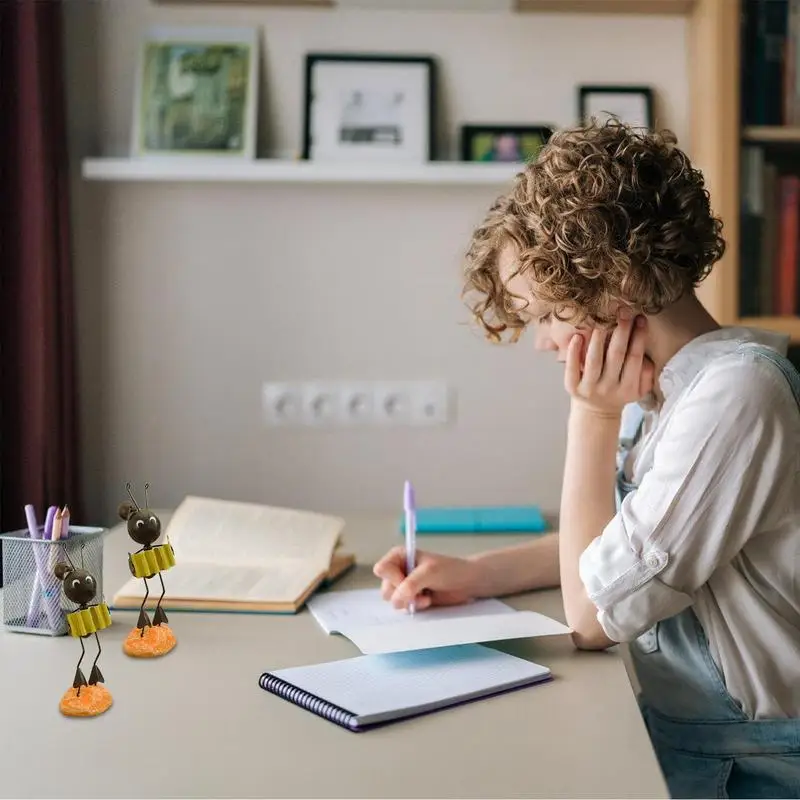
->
[616, 343, 800, 799]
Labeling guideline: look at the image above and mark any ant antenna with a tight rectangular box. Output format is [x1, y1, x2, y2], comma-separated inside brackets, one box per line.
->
[144, 482, 150, 509]
[80, 541, 85, 570]
[126, 482, 141, 511]
[63, 545, 76, 571]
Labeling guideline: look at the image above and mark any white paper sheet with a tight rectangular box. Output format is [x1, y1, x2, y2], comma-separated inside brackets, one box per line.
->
[347, 610, 571, 655]
[306, 588, 571, 655]
[307, 587, 515, 634]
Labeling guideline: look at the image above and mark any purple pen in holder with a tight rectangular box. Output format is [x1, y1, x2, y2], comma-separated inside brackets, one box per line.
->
[0, 525, 106, 636]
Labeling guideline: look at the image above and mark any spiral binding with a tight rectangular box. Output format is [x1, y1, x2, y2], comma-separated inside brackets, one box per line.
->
[258, 673, 359, 730]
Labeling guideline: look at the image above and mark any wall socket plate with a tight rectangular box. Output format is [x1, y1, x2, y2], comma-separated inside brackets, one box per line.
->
[410, 380, 450, 425]
[339, 383, 375, 425]
[262, 383, 303, 426]
[372, 383, 414, 425]
[301, 382, 340, 426]
[262, 380, 452, 427]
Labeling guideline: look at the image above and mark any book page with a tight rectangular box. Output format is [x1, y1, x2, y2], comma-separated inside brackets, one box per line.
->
[113, 559, 323, 604]
[307, 588, 515, 634]
[165, 496, 344, 571]
[341, 610, 572, 655]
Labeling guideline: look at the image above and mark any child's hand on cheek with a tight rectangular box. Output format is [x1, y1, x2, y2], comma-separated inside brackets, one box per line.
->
[565, 309, 654, 417]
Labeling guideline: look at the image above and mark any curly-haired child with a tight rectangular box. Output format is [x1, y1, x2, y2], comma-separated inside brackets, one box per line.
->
[374, 121, 800, 799]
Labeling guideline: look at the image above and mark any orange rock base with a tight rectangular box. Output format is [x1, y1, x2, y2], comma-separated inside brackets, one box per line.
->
[123, 624, 177, 658]
[59, 684, 112, 717]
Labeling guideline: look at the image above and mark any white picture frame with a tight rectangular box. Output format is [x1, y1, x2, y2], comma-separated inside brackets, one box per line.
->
[579, 85, 654, 130]
[131, 25, 259, 159]
[303, 54, 436, 163]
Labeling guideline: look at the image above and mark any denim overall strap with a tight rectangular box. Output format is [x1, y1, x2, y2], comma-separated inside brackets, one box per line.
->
[616, 402, 644, 509]
[615, 346, 800, 798]
[737, 342, 800, 405]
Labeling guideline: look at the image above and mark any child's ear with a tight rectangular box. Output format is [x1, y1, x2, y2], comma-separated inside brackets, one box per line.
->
[118, 501, 135, 521]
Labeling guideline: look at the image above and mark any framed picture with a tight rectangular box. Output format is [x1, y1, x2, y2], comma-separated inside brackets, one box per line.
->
[461, 125, 553, 163]
[578, 85, 654, 130]
[303, 54, 436, 163]
[131, 26, 259, 158]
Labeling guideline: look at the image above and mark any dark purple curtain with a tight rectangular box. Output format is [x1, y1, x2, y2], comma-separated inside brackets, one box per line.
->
[0, 0, 82, 556]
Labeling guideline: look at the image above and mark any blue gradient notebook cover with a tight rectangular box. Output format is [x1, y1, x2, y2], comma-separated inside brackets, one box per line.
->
[258, 644, 551, 731]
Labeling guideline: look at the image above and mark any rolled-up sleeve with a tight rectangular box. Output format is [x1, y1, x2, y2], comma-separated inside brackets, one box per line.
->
[579, 354, 799, 643]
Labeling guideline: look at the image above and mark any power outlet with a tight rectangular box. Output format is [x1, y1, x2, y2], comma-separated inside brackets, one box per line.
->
[410, 381, 450, 425]
[301, 383, 340, 426]
[262, 380, 453, 427]
[373, 383, 413, 425]
[262, 383, 303, 426]
[339, 383, 375, 425]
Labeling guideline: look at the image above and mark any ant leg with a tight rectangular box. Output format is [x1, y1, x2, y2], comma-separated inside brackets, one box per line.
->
[88, 631, 104, 685]
[152, 572, 169, 626]
[137, 578, 152, 636]
[73, 636, 88, 696]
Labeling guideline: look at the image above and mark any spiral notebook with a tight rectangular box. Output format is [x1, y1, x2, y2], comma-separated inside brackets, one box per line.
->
[258, 644, 551, 731]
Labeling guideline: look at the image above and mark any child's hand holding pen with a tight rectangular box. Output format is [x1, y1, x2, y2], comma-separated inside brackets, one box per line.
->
[373, 547, 481, 612]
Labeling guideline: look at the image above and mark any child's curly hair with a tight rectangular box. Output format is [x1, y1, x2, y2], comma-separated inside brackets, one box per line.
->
[463, 120, 726, 342]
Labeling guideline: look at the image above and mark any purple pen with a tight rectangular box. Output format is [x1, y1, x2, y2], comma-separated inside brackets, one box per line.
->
[25, 504, 43, 624]
[404, 480, 417, 615]
[23, 504, 61, 630]
[24, 504, 38, 539]
[43, 506, 57, 540]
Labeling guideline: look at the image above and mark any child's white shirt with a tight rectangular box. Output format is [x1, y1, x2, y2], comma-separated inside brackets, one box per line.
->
[578, 326, 800, 719]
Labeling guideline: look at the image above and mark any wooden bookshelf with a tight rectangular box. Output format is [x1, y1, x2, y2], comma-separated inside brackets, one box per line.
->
[686, 0, 739, 326]
[743, 126, 800, 143]
[738, 317, 800, 341]
[515, 0, 694, 12]
[736, 2, 800, 342]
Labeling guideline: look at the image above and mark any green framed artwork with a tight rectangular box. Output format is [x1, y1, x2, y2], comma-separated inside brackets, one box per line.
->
[460, 125, 553, 164]
[132, 26, 259, 158]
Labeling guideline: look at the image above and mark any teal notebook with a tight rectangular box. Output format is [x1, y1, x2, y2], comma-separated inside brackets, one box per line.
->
[258, 644, 551, 731]
[399, 505, 548, 534]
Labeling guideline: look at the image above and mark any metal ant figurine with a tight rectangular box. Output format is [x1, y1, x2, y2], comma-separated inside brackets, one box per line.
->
[118, 482, 177, 657]
[55, 551, 112, 716]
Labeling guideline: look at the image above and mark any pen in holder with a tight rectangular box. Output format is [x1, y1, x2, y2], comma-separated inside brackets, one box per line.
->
[0, 525, 106, 635]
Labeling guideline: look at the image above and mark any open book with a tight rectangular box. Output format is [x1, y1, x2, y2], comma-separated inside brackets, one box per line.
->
[111, 496, 354, 614]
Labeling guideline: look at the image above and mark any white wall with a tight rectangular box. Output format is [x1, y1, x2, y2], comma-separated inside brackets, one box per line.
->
[64, 1, 688, 524]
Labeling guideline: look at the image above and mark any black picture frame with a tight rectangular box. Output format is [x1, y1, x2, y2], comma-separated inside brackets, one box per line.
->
[460, 124, 554, 164]
[302, 53, 437, 162]
[578, 85, 654, 130]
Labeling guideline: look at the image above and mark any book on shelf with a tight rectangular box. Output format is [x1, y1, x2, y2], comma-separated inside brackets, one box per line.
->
[740, 145, 800, 317]
[111, 495, 355, 614]
[741, 0, 800, 127]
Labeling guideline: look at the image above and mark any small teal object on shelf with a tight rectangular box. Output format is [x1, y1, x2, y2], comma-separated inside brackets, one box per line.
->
[399, 505, 548, 534]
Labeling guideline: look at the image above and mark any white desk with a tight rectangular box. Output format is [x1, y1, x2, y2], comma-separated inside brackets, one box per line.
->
[0, 516, 667, 798]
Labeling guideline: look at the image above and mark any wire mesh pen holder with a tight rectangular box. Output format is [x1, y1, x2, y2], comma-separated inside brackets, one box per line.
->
[0, 526, 106, 636]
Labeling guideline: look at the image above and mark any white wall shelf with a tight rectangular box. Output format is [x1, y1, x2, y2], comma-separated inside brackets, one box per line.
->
[152, 0, 696, 14]
[81, 158, 522, 186]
